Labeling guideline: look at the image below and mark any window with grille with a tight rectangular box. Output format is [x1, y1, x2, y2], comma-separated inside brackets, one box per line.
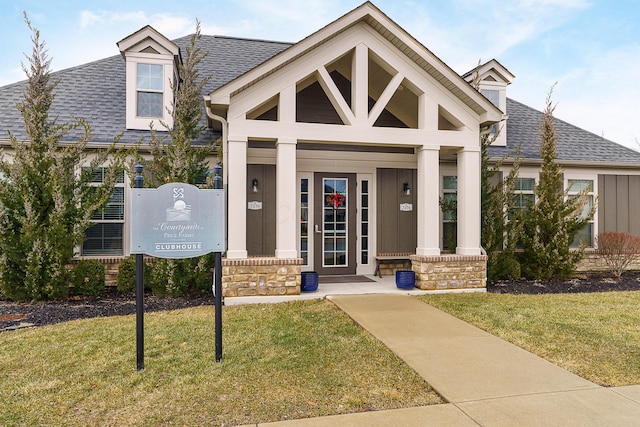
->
[136, 63, 163, 117]
[442, 176, 457, 252]
[568, 179, 594, 247]
[82, 168, 125, 255]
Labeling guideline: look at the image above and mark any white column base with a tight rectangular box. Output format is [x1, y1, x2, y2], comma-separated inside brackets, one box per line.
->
[275, 249, 299, 259]
[456, 247, 482, 256]
[226, 249, 248, 260]
[416, 247, 441, 256]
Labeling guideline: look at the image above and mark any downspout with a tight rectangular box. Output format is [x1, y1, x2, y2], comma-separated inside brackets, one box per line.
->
[204, 102, 228, 187]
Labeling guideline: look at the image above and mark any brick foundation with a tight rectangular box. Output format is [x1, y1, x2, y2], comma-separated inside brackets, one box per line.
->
[410, 254, 487, 290]
[222, 257, 303, 297]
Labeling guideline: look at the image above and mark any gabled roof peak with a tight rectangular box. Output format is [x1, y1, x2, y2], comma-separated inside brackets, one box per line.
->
[117, 25, 180, 60]
[463, 59, 515, 85]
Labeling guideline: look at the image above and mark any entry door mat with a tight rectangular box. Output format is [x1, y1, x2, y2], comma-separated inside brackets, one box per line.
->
[318, 275, 376, 284]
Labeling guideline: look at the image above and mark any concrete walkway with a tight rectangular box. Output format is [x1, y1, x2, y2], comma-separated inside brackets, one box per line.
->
[241, 292, 640, 426]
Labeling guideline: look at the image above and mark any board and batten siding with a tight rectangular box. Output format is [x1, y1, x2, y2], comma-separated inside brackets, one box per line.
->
[246, 164, 276, 256]
[598, 174, 640, 236]
[376, 168, 417, 254]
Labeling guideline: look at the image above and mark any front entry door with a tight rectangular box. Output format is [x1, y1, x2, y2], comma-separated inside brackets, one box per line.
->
[314, 173, 357, 275]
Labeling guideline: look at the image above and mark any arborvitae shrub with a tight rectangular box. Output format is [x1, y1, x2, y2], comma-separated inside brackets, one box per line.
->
[116, 256, 151, 294]
[72, 260, 105, 296]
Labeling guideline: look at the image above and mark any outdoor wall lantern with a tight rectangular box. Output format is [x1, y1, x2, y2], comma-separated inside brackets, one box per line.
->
[252, 178, 259, 193]
[403, 182, 410, 196]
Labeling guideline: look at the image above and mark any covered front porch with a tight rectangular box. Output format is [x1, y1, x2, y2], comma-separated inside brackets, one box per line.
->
[203, 3, 500, 296]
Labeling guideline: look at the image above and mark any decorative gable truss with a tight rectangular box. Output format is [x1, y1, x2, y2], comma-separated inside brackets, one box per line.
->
[209, 17, 501, 149]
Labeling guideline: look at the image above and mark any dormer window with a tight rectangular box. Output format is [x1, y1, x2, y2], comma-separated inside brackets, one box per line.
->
[480, 89, 500, 109]
[463, 59, 514, 147]
[136, 63, 164, 117]
[117, 25, 181, 130]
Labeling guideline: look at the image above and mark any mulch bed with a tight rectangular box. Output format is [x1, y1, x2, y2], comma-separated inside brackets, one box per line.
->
[2, 271, 640, 332]
[488, 271, 640, 294]
[0, 290, 213, 332]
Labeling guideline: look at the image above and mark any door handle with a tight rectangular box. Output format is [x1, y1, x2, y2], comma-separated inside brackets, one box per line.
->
[315, 225, 321, 234]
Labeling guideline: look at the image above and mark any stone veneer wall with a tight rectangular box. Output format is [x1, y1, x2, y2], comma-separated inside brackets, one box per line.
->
[576, 251, 640, 273]
[410, 254, 487, 290]
[377, 261, 413, 277]
[222, 257, 303, 297]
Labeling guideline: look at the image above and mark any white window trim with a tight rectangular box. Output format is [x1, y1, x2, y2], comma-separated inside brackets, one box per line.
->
[440, 173, 458, 252]
[81, 167, 127, 257]
[125, 53, 175, 131]
[565, 173, 598, 248]
[297, 172, 313, 271]
[357, 173, 374, 275]
[512, 175, 537, 216]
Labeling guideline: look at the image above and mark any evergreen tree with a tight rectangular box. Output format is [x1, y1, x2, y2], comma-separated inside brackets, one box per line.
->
[142, 20, 213, 188]
[517, 87, 594, 279]
[471, 62, 523, 280]
[134, 21, 215, 297]
[0, 14, 122, 301]
[480, 130, 523, 280]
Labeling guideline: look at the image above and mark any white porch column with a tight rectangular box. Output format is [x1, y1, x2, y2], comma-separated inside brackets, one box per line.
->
[416, 146, 441, 255]
[226, 138, 248, 259]
[456, 147, 482, 255]
[275, 138, 298, 258]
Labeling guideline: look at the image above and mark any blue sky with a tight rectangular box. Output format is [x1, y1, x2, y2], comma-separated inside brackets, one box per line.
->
[1, 0, 639, 150]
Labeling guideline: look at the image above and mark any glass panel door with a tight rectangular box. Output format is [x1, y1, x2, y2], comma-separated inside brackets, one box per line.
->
[323, 178, 347, 267]
[314, 173, 356, 275]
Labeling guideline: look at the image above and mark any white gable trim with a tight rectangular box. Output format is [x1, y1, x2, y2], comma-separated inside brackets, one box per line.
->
[117, 25, 180, 58]
[207, 2, 502, 124]
[225, 23, 484, 135]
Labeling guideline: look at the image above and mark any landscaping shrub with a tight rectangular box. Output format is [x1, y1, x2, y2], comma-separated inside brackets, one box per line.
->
[116, 256, 151, 294]
[488, 251, 521, 281]
[72, 260, 105, 296]
[596, 232, 640, 278]
[149, 256, 213, 297]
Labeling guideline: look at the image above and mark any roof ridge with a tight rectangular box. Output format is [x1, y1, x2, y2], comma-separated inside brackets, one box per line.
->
[174, 33, 294, 46]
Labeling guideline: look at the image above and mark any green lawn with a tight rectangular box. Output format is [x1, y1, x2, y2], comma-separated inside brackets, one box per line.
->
[0, 299, 441, 426]
[419, 291, 640, 387]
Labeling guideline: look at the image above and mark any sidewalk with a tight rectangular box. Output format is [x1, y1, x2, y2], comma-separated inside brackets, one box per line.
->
[241, 292, 640, 426]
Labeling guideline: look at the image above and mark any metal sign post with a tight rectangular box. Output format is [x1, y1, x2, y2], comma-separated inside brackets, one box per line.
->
[134, 162, 144, 371]
[130, 164, 226, 370]
[213, 164, 223, 363]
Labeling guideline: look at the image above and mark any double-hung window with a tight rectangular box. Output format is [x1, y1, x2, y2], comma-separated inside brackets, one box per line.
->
[511, 178, 535, 218]
[82, 168, 125, 255]
[568, 179, 594, 247]
[136, 63, 163, 117]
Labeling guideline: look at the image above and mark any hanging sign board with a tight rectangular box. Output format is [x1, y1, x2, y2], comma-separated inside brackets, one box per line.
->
[130, 183, 225, 258]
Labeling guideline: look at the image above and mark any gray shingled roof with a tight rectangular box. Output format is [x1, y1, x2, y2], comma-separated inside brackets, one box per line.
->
[489, 98, 640, 164]
[0, 35, 291, 145]
[1, 33, 639, 165]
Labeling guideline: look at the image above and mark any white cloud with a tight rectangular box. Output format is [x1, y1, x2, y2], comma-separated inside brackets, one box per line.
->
[400, 0, 590, 72]
[77, 10, 192, 37]
[555, 43, 640, 148]
[79, 11, 101, 28]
